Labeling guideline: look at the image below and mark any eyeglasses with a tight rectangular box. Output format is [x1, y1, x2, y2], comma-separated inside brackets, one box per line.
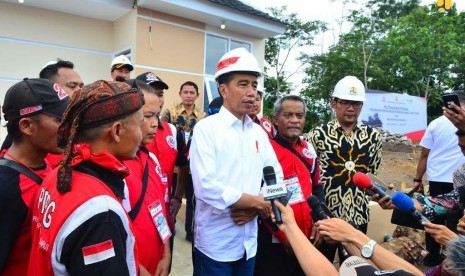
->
[336, 100, 363, 109]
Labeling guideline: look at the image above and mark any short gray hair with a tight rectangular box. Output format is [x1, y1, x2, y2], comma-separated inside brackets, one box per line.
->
[273, 95, 307, 116]
[445, 235, 465, 274]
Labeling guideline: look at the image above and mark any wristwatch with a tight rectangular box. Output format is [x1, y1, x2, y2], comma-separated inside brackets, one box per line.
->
[361, 239, 377, 259]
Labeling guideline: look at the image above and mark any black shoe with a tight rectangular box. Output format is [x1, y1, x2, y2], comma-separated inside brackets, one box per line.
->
[186, 233, 193, 242]
[423, 254, 444, 267]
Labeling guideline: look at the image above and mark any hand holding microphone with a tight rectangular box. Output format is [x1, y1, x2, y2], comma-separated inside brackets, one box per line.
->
[308, 196, 350, 259]
[263, 166, 284, 224]
[352, 172, 395, 209]
[391, 191, 430, 224]
[262, 166, 292, 224]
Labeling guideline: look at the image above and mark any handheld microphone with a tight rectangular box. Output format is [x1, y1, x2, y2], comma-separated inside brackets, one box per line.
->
[307, 195, 331, 221]
[307, 195, 350, 259]
[189, 118, 196, 129]
[352, 172, 388, 198]
[263, 166, 282, 224]
[391, 191, 430, 224]
[115, 76, 126, 82]
[175, 115, 185, 129]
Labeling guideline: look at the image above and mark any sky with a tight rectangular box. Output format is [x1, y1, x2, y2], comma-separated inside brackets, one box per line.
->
[241, 0, 464, 90]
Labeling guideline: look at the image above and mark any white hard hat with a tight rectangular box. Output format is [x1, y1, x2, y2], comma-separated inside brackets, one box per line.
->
[332, 76, 366, 102]
[214, 48, 262, 80]
[110, 55, 134, 71]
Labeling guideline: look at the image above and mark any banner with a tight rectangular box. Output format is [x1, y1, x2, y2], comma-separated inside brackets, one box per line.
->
[359, 91, 427, 141]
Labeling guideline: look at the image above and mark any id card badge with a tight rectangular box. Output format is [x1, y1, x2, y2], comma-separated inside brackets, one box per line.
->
[284, 175, 304, 205]
[161, 173, 169, 203]
[148, 201, 172, 244]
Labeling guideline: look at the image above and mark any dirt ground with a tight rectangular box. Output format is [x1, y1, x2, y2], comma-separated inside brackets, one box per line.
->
[376, 144, 422, 191]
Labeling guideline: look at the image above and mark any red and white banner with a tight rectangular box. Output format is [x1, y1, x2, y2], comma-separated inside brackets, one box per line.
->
[360, 91, 427, 141]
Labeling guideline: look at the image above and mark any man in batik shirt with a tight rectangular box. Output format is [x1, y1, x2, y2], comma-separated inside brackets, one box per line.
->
[309, 76, 382, 262]
[162, 81, 205, 241]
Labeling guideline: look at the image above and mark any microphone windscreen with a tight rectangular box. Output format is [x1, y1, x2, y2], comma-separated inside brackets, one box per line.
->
[391, 191, 414, 211]
[263, 166, 275, 182]
[352, 172, 371, 189]
[307, 195, 320, 209]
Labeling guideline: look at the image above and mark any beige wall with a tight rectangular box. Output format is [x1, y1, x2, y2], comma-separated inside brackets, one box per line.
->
[0, 2, 268, 140]
[114, 9, 137, 56]
[135, 9, 206, 112]
[0, 2, 114, 52]
[135, 9, 267, 113]
[0, 2, 135, 141]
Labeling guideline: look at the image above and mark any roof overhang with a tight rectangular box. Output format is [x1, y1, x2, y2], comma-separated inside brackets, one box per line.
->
[3, 0, 284, 38]
[138, 0, 285, 38]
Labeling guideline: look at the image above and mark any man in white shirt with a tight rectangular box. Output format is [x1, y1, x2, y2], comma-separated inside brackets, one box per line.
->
[189, 48, 283, 275]
[414, 91, 465, 266]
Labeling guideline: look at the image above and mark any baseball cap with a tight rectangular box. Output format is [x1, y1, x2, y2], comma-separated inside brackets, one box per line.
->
[136, 72, 169, 90]
[3, 78, 70, 122]
[110, 55, 134, 72]
[339, 256, 412, 276]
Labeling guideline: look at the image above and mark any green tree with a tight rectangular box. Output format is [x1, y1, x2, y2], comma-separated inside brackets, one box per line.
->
[263, 6, 326, 119]
[301, 1, 465, 127]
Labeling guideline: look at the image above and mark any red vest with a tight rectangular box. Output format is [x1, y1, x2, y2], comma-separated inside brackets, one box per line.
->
[124, 149, 167, 274]
[28, 169, 139, 276]
[146, 121, 177, 228]
[254, 117, 275, 139]
[269, 139, 315, 242]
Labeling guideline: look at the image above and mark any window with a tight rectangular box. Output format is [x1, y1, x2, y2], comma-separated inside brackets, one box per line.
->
[113, 48, 132, 61]
[204, 34, 251, 107]
[231, 40, 251, 51]
[205, 35, 228, 76]
[203, 77, 220, 112]
[205, 34, 251, 77]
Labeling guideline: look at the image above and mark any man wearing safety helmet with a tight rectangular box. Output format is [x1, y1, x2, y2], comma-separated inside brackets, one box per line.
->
[189, 48, 283, 275]
[309, 76, 382, 262]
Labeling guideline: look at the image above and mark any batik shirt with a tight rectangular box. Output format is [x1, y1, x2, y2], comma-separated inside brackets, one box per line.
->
[309, 120, 382, 225]
[162, 103, 206, 138]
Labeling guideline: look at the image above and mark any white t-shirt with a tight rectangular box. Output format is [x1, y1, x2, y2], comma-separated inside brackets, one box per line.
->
[420, 115, 465, 182]
[189, 107, 283, 262]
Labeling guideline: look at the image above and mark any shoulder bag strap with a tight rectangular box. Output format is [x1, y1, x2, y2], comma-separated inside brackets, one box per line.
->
[128, 160, 149, 221]
[0, 158, 43, 184]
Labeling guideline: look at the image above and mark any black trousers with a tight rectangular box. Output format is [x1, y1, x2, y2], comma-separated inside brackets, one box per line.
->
[254, 242, 305, 276]
[426, 181, 455, 257]
[185, 173, 195, 236]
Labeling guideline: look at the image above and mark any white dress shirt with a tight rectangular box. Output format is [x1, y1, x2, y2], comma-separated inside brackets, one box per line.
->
[189, 107, 283, 262]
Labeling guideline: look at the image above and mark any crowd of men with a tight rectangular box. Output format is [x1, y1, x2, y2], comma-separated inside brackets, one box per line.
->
[1, 46, 465, 276]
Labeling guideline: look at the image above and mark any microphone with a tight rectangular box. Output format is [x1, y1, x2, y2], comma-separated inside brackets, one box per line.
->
[307, 195, 350, 259]
[175, 115, 185, 129]
[307, 195, 331, 221]
[352, 172, 388, 198]
[115, 76, 126, 82]
[189, 118, 196, 129]
[263, 166, 283, 224]
[391, 191, 430, 224]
